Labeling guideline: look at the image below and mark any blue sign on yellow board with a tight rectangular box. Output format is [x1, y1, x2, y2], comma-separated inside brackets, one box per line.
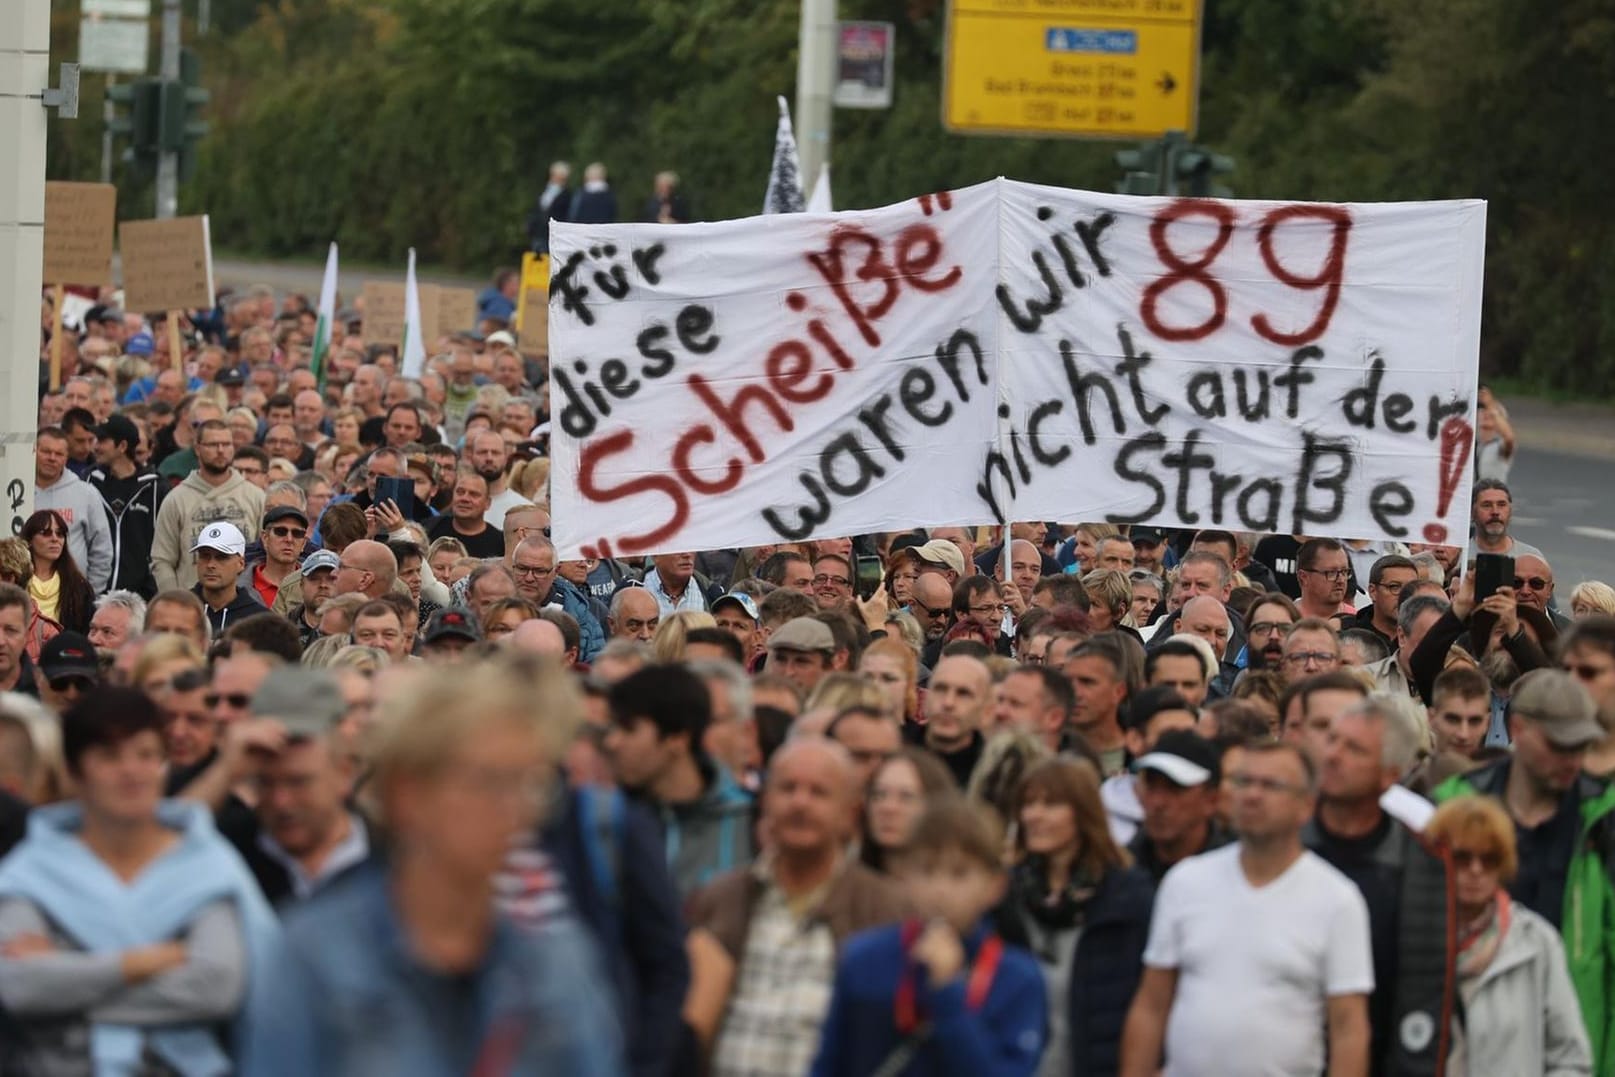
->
[944, 0, 1201, 139]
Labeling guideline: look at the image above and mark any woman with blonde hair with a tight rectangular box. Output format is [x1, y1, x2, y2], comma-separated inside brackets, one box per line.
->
[0, 541, 57, 662]
[329, 407, 363, 450]
[858, 637, 920, 725]
[1066, 523, 1120, 576]
[1424, 796, 1591, 1074]
[802, 672, 887, 717]
[992, 757, 1153, 1076]
[1081, 569, 1134, 632]
[130, 633, 206, 697]
[510, 457, 550, 504]
[651, 610, 716, 663]
[226, 406, 258, 448]
[1569, 580, 1615, 619]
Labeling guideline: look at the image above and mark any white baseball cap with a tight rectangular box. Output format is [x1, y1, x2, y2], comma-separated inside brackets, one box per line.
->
[191, 521, 246, 557]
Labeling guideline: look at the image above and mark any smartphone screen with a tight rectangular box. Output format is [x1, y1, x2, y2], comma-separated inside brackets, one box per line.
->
[374, 476, 415, 521]
[1473, 553, 1514, 604]
[855, 555, 883, 600]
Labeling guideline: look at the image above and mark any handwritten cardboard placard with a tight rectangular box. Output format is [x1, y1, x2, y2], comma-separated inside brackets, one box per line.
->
[361, 281, 407, 347]
[547, 182, 1485, 559]
[119, 215, 214, 312]
[44, 182, 117, 285]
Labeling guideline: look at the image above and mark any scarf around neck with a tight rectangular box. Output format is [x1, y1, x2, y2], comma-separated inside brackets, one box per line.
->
[1012, 855, 1100, 934]
[1456, 890, 1511, 982]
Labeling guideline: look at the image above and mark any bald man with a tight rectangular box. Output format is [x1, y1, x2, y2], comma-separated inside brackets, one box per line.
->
[690, 737, 910, 1077]
[925, 654, 992, 787]
[333, 539, 397, 601]
[1177, 594, 1233, 663]
[508, 617, 566, 658]
[609, 586, 661, 643]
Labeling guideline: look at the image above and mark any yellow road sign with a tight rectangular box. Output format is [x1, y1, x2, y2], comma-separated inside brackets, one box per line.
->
[944, 0, 1201, 140]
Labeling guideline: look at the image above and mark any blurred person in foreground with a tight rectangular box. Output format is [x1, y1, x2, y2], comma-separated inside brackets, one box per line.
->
[241, 654, 622, 1076]
[0, 688, 280, 1074]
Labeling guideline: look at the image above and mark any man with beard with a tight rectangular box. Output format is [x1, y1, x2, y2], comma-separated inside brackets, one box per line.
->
[1242, 593, 1300, 672]
[152, 419, 266, 591]
[1470, 479, 1543, 559]
[88, 414, 165, 597]
[465, 430, 529, 527]
[908, 572, 955, 667]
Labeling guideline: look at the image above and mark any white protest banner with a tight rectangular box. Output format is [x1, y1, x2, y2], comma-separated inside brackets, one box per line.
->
[548, 182, 1484, 560]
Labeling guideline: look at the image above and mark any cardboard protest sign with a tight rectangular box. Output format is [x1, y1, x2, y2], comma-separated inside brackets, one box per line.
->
[43, 182, 117, 285]
[361, 281, 407, 346]
[435, 286, 479, 339]
[517, 285, 549, 355]
[548, 182, 1484, 559]
[119, 215, 214, 312]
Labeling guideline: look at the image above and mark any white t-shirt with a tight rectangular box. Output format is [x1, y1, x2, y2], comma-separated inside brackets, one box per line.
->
[1145, 844, 1374, 1077]
[484, 487, 533, 530]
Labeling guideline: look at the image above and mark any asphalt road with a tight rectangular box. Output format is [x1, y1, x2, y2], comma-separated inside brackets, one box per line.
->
[1506, 447, 1614, 589]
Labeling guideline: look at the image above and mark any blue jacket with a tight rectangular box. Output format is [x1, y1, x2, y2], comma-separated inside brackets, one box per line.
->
[811, 921, 1047, 1077]
[552, 576, 606, 661]
[992, 866, 1154, 1077]
[540, 786, 690, 1077]
[240, 864, 624, 1077]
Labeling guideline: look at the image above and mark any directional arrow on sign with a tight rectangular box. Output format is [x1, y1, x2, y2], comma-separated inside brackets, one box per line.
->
[1156, 72, 1177, 95]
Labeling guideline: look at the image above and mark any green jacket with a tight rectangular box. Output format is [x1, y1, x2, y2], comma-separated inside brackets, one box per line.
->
[1433, 760, 1615, 1071]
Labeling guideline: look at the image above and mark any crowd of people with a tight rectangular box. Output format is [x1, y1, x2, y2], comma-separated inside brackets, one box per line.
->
[2, 279, 1612, 1076]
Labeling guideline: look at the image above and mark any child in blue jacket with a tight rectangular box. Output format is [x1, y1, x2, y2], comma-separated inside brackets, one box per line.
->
[812, 796, 1047, 1077]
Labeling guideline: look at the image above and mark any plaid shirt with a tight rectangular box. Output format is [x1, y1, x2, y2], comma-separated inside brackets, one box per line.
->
[711, 871, 838, 1077]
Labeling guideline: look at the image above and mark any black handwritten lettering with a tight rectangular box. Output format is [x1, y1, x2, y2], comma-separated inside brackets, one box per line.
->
[1059, 341, 1126, 444]
[1109, 433, 1169, 523]
[1291, 433, 1354, 532]
[1114, 326, 1171, 426]
[763, 474, 832, 541]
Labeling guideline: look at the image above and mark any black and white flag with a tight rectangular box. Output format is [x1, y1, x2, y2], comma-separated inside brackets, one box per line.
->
[763, 95, 806, 215]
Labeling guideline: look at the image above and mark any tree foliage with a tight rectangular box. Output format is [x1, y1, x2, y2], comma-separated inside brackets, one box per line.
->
[43, 0, 1615, 394]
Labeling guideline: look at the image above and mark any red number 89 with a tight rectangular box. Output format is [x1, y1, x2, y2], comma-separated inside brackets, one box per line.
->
[1140, 200, 1352, 347]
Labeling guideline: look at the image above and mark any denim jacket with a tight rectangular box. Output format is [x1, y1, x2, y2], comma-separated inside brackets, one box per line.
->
[240, 865, 624, 1077]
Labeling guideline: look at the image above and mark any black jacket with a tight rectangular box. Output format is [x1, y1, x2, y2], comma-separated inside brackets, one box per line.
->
[539, 785, 690, 1077]
[88, 465, 166, 598]
[993, 864, 1154, 1077]
[192, 583, 270, 634]
[1303, 813, 1456, 1077]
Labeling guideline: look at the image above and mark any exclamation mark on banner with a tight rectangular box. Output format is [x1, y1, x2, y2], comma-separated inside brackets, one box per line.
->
[1422, 417, 1474, 544]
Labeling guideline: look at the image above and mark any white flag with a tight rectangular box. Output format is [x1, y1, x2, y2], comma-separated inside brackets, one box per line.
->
[763, 96, 806, 215]
[311, 242, 338, 388]
[807, 163, 833, 213]
[401, 247, 426, 377]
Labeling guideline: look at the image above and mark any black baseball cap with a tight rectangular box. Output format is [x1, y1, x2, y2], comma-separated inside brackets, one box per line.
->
[41, 632, 101, 680]
[1130, 527, 1166, 546]
[216, 367, 245, 386]
[423, 606, 482, 644]
[94, 414, 140, 450]
[263, 505, 309, 529]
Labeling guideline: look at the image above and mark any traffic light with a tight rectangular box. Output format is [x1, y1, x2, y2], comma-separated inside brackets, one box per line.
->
[1174, 146, 1235, 198]
[1115, 141, 1164, 196]
[106, 78, 161, 163]
[159, 49, 210, 181]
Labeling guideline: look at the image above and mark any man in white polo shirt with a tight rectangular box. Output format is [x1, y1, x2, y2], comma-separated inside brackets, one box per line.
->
[1121, 740, 1373, 1077]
